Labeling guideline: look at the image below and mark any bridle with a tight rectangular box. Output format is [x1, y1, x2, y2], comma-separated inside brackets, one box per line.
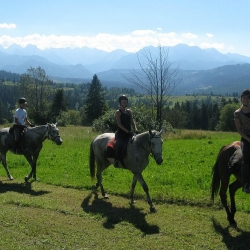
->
[149, 135, 162, 160]
[137, 133, 162, 159]
[29, 125, 60, 143]
[47, 125, 61, 142]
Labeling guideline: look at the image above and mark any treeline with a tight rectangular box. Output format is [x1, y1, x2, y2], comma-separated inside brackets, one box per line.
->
[0, 69, 241, 132]
[162, 97, 239, 131]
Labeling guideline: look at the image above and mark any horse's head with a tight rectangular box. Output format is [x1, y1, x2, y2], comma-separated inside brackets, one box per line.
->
[149, 130, 163, 165]
[47, 123, 63, 145]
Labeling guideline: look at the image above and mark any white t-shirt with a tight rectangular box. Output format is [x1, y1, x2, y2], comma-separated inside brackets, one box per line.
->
[13, 108, 27, 125]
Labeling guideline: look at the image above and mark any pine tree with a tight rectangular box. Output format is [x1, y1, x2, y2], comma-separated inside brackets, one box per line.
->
[50, 89, 68, 122]
[85, 74, 107, 123]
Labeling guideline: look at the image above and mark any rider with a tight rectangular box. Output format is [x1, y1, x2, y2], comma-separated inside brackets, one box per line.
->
[114, 95, 137, 168]
[13, 97, 34, 153]
[234, 89, 250, 193]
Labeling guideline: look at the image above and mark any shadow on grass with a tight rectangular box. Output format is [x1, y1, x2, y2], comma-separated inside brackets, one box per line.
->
[0, 181, 50, 196]
[212, 217, 250, 250]
[81, 191, 159, 235]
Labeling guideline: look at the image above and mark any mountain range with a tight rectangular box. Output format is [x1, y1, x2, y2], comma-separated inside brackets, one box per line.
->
[0, 43, 250, 95]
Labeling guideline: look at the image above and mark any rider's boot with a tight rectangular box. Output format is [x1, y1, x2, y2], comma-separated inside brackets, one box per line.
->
[114, 146, 120, 168]
[241, 163, 250, 194]
[13, 140, 18, 154]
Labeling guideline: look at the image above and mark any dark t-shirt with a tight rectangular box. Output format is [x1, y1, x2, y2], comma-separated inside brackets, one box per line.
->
[116, 109, 131, 137]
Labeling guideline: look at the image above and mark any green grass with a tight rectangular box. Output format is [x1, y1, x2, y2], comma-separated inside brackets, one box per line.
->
[1, 126, 250, 249]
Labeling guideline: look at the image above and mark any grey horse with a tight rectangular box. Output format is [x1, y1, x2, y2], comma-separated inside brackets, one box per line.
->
[0, 123, 62, 182]
[89, 130, 163, 212]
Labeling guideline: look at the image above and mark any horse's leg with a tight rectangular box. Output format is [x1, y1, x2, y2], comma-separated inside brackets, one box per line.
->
[31, 153, 39, 180]
[129, 175, 137, 205]
[219, 176, 233, 225]
[95, 162, 108, 198]
[134, 172, 156, 212]
[228, 180, 242, 227]
[24, 154, 37, 182]
[0, 152, 14, 180]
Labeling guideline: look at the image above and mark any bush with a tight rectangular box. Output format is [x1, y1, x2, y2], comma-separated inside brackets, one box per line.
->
[92, 106, 174, 133]
[92, 109, 117, 132]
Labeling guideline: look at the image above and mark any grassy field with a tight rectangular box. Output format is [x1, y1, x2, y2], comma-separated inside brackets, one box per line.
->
[1, 126, 250, 249]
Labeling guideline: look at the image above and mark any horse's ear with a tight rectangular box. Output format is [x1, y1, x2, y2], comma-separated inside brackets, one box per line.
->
[55, 122, 57, 127]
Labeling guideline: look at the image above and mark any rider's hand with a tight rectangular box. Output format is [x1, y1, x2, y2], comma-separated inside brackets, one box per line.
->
[128, 131, 133, 137]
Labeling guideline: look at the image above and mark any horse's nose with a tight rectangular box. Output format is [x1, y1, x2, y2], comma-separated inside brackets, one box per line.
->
[57, 138, 63, 145]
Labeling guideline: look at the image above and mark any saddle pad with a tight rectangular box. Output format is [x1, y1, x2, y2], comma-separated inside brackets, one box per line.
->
[107, 137, 115, 149]
[228, 147, 242, 174]
[106, 137, 115, 158]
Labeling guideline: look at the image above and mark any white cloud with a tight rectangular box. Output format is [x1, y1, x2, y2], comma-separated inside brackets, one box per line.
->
[0, 30, 232, 54]
[227, 45, 234, 51]
[206, 33, 214, 38]
[181, 33, 197, 39]
[0, 23, 16, 29]
[132, 30, 156, 36]
[0, 30, 185, 52]
[200, 42, 224, 50]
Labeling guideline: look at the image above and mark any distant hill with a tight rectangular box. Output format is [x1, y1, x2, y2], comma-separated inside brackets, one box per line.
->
[174, 63, 250, 95]
[1, 43, 250, 74]
[0, 50, 93, 78]
[1, 43, 250, 95]
[1, 63, 249, 96]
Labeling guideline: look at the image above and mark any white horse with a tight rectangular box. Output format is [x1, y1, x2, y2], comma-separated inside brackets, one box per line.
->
[0, 123, 62, 182]
[89, 130, 163, 212]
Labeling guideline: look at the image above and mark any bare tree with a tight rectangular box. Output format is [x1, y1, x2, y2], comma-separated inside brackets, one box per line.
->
[19, 67, 52, 124]
[123, 44, 181, 129]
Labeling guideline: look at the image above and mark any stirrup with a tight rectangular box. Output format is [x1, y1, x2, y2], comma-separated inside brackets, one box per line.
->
[114, 161, 119, 168]
[243, 183, 250, 194]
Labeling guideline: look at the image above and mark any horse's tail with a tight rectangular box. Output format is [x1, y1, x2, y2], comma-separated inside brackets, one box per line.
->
[89, 140, 96, 180]
[211, 145, 225, 202]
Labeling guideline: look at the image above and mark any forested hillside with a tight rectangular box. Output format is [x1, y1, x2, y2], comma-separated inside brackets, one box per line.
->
[0, 69, 240, 132]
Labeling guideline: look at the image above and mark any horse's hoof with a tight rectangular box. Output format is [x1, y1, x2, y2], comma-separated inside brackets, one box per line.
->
[24, 176, 29, 182]
[229, 221, 237, 228]
[150, 207, 157, 213]
[9, 176, 14, 180]
[103, 194, 109, 199]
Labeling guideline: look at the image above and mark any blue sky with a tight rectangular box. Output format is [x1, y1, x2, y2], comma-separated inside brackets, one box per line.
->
[1, 0, 250, 56]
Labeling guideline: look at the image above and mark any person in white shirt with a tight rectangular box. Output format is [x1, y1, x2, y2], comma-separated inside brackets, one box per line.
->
[13, 97, 34, 153]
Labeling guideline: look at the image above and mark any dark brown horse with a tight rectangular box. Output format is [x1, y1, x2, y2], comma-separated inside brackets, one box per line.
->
[211, 141, 243, 227]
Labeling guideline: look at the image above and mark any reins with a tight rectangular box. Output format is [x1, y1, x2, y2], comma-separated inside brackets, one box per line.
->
[136, 133, 161, 158]
[28, 125, 60, 142]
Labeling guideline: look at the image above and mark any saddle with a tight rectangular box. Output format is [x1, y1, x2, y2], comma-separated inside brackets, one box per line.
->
[228, 147, 243, 174]
[105, 137, 129, 159]
[8, 125, 27, 153]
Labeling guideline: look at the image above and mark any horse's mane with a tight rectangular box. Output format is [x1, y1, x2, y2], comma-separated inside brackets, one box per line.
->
[134, 130, 157, 144]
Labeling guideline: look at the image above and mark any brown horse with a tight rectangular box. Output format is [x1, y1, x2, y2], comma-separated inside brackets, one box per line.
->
[211, 141, 243, 227]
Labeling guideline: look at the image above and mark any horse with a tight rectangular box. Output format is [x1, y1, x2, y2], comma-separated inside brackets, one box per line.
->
[211, 141, 243, 227]
[0, 123, 63, 182]
[89, 130, 163, 212]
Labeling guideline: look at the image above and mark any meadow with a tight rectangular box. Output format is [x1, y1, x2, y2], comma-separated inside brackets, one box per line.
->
[1, 126, 250, 249]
